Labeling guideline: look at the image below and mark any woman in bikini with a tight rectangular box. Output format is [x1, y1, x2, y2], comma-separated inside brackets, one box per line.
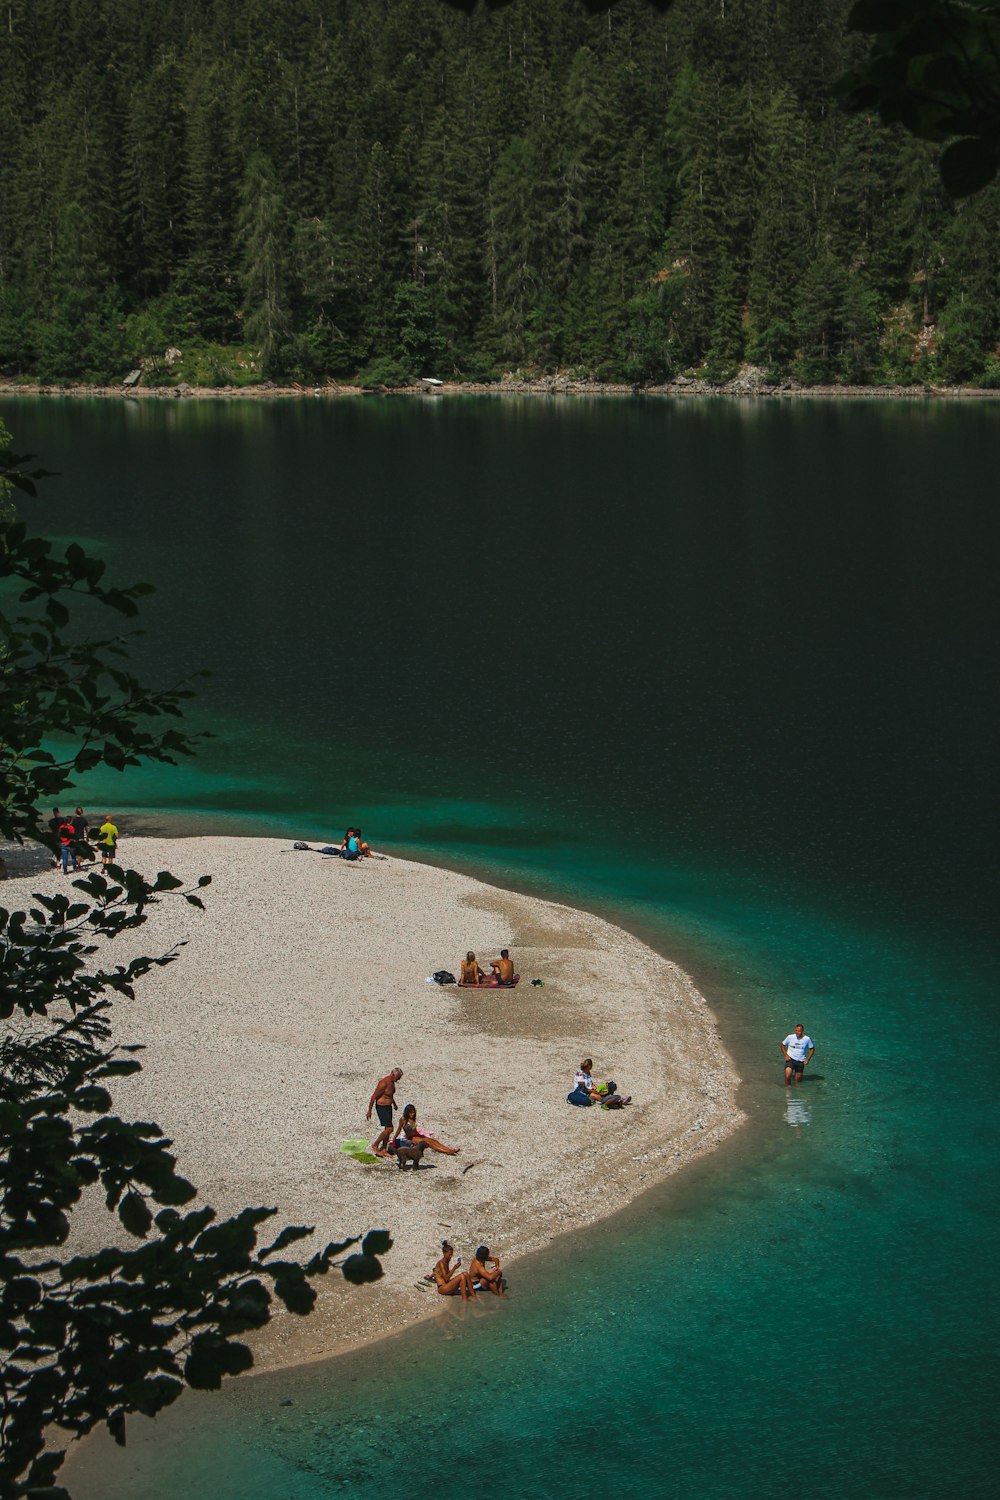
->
[460, 951, 486, 986]
[395, 1103, 461, 1155]
[433, 1241, 475, 1299]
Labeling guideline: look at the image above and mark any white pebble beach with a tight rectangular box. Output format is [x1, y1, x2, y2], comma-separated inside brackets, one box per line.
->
[5, 835, 744, 1371]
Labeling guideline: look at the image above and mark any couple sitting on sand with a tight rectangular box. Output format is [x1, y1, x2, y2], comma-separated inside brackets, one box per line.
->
[567, 1058, 631, 1109]
[339, 827, 370, 861]
[432, 1240, 504, 1300]
[459, 948, 516, 987]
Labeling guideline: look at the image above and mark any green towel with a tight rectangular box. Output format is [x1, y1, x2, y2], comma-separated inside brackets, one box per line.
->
[340, 1138, 383, 1164]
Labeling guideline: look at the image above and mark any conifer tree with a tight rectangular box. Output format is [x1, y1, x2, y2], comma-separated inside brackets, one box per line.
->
[237, 152, 291, 377]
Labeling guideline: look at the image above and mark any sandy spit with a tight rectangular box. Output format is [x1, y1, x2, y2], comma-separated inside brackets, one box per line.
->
[4, 836, 743, 1370]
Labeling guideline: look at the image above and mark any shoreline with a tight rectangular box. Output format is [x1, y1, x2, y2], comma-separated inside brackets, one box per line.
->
[4, 834, 744, 1376]
[2, 377, 999, 402]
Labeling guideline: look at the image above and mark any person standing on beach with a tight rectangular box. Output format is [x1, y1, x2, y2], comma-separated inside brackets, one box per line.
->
[48, 807, 62, 868]
[781, 1024, 815, 1085]
[367, 1067, 403, 1156]
[71, 807, 89, 864]
[57, 813, 77, 874]
[98, 814, 119, 870]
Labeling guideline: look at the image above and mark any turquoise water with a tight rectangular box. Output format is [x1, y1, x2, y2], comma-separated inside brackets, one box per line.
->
[3, 396, 997, 1499]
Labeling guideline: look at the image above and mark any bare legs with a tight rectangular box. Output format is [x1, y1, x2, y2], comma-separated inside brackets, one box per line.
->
[415, 1134, 460, 1155]
[437, 1272, 476, 1300]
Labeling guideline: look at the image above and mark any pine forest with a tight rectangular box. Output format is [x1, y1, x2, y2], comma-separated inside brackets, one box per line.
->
[1, 0, 999, 389]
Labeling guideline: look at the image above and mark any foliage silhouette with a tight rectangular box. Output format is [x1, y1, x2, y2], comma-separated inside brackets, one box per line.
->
[0, 446, 390, 1498]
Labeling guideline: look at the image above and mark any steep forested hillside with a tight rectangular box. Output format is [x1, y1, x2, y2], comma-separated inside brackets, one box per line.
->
[0, 0, 997, 386]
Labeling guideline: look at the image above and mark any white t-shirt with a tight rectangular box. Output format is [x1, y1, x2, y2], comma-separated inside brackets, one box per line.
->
[575, 1069, 594, 1092]
[783, 1033, 814, 1063]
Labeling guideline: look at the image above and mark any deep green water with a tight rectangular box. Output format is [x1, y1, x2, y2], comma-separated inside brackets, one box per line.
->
[4, 396, 997, 1499]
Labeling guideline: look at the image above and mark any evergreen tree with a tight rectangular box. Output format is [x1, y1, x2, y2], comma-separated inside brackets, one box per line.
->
[793, 243, 847, 384]
[747, 86, 811, 372]
[0, 0, 992, 385]
[237, 152, 291, 376]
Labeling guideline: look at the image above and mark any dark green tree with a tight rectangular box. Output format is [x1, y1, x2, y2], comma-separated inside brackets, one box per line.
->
[238, 153, 292, 376]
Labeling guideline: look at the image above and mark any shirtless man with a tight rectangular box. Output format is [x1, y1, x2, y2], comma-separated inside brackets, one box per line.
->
[469, 1244, 504, 1296]
[367, 1066, 403, 1156]
[488, 948, 515, 986]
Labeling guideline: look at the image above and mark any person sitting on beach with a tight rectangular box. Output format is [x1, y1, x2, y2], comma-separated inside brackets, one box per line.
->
[387, 1138, 427, 1170]
[460, 951, 487, 986]
[395, 1103, 460, 1155]
[488, 949, 515, 986]
[433, 1241, 476, 1300]
[367, 1066, 403, 1156]
[567, 1058, 603, 1107]
[469, 1244, 505, 1297]
[596, 1079, 632, 1109]
[340, 827, 372, 860]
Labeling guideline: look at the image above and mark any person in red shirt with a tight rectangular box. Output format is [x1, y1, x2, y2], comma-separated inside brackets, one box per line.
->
[58, 815, 78, 874]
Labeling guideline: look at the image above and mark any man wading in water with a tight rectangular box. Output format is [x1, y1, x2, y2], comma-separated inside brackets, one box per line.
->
[781, 1024, 815, 1086]
[367, 1067, 403, 1156]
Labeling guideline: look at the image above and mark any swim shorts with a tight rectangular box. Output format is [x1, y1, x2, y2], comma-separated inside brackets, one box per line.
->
[375, 1103, 393, 1127]
[786, 1058, 805, 1074]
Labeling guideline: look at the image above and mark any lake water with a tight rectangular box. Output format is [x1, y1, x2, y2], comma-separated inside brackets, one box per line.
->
[4, 395, 997, 1499]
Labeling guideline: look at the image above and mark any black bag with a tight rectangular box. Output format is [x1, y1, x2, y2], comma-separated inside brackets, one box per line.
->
[432, 969, 456, 985]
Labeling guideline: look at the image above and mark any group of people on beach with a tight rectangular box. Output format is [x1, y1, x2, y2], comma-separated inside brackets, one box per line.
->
[359, 922, 816, 1309]
[567, 1058, 631, 1108]
[364, 1068, 504, 1299]
[459, 948, 515, 986]
[49, 807, 119, 872]
[431, 1240, 504, 1300]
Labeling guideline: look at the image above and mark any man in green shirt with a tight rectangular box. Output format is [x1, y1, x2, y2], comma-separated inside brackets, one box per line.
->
[98, 815, 119, 869]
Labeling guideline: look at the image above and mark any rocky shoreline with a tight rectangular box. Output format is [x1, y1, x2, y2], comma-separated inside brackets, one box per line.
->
[2, 370, 999, 402]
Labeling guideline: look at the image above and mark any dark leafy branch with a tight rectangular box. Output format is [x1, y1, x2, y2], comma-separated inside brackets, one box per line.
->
[1, 454, 390, 1498]
[837, 1, 1000, 194]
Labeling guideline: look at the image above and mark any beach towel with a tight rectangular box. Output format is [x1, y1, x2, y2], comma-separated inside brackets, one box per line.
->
[340, 1138, 384, 1164]
[457, 974, 520, 989]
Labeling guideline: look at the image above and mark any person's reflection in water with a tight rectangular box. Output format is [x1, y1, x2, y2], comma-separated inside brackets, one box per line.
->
[784, 1095, 812, 1132]
[434, 1296, 487, 1338]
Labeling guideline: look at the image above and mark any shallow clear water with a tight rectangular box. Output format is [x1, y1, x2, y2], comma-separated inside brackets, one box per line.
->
[4, 395, 997, 1499]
